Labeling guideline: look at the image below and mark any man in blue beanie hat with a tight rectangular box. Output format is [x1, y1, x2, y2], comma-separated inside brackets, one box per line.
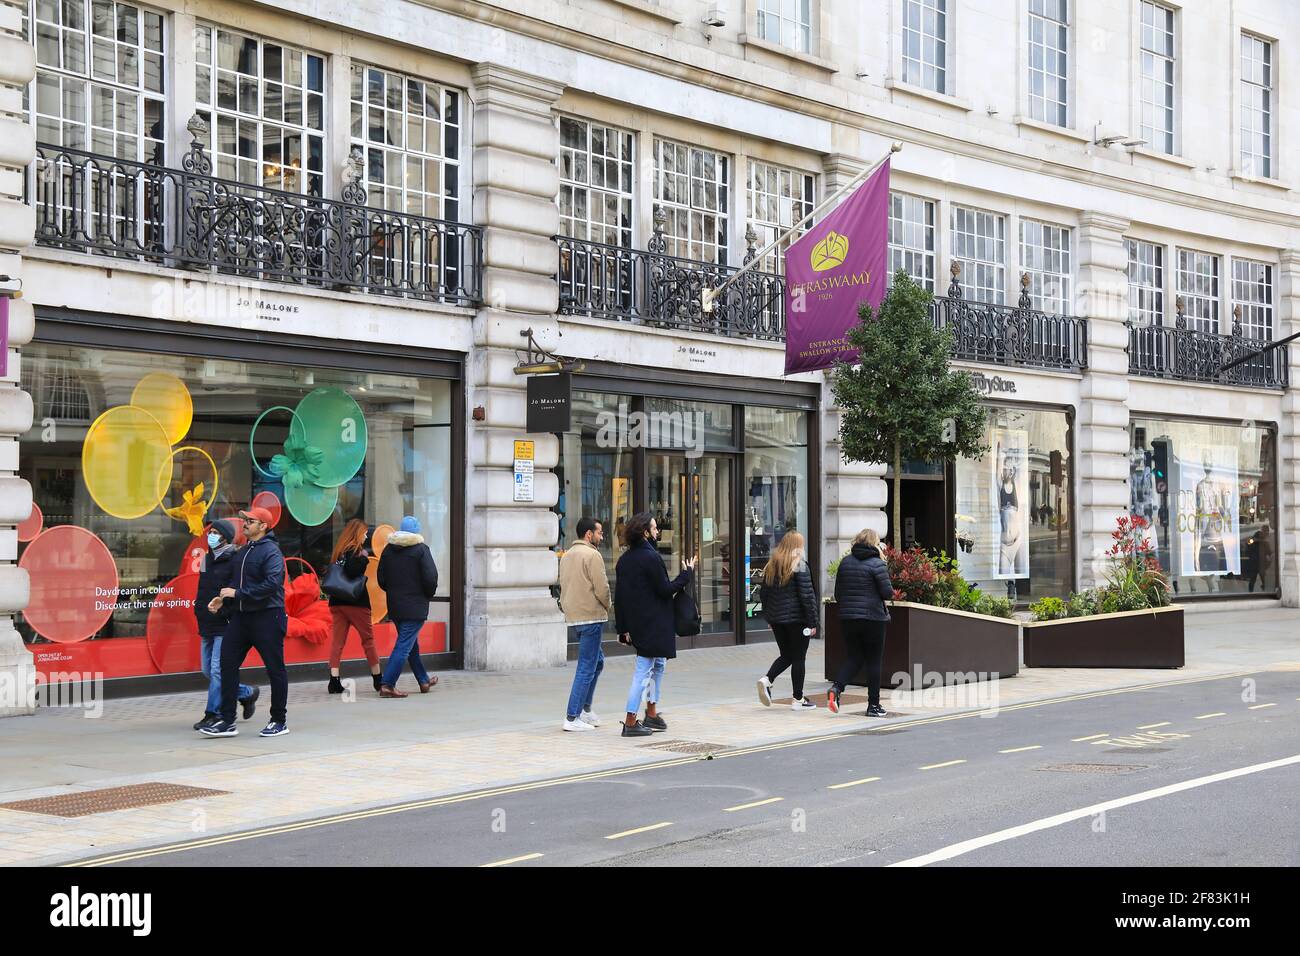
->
[191, 518, 258, 731]
[376, 516, 440, 696]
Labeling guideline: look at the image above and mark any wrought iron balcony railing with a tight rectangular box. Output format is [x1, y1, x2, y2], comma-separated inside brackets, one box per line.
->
[33, 122, 482, 306]
[556, 209, 785, 342]
[1128, 303, 1288, 390]
[932, 267, 1089, 372]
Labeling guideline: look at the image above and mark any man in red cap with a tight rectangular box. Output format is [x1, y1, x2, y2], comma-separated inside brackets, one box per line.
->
[201, 506, 290, 738]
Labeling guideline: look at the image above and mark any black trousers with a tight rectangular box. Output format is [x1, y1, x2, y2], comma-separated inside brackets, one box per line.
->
[220, 607, 289, 724]
[766, 622, 811, 700]
[834, 618, 887, 707]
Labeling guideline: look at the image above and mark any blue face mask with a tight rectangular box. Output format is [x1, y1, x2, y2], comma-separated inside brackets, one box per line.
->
[207, 532, 223, 549]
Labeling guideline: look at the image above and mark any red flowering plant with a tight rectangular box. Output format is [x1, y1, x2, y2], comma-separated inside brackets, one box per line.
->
[881, 546, 941, 604]
[1099, 514, 1171, 613]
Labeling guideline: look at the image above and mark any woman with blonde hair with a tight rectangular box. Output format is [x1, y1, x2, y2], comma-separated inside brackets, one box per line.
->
[325, 518, 382, 694]
[755, 531, 820, 710]
[827, 527, 894, 718]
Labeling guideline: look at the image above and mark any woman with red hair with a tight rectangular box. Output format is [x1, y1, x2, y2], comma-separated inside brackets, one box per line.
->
[327, 519, 382, 693]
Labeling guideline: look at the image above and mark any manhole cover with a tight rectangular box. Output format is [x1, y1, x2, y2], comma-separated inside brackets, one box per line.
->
[640, 740, 727, 755]
[0, 782, 229, 818]
[1037, 763, 1149, 774]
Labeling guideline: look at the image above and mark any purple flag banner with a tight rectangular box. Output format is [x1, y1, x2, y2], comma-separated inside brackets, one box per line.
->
[783, 158, 891, 374]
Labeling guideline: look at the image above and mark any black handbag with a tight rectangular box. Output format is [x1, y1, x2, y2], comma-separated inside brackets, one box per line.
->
[322, 559, 367, 602]
[673, 587, 701, 637]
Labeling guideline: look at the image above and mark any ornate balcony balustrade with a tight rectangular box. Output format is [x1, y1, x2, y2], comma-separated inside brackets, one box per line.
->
[556, 209, 785, 342]
[1128, 300, 1288, 390]
[32, 118, 482, 306]
[931, 266, 1090, 372]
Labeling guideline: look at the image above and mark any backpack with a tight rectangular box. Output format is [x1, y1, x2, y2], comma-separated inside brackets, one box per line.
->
[673, 587, 701, 637]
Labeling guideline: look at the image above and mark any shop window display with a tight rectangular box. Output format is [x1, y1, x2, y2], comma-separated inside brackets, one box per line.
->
[17, 343, 454, 680]
[744, 407, 809, 619]
[1128, 417, 1278, 596]
[954, 406, 1072, 601]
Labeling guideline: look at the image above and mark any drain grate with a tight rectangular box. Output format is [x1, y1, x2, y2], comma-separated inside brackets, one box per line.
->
[1038, 763, 1149, 775]
[0, 782, 229, 818]
[641, 740, 728, 755]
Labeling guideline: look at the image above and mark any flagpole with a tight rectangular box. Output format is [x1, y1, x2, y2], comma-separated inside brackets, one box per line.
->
[701, 141, 902, 314]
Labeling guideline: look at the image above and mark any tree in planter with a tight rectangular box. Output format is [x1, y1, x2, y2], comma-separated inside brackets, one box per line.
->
[830, 271, 988, 549]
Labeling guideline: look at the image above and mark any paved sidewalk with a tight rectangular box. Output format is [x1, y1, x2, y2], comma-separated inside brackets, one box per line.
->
[0, 606, 1295, 866]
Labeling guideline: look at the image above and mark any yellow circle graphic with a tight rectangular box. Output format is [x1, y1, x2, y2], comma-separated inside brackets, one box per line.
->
[156, 445, 220, 536]
[82, 405, 173, 519]
[131, 372, 193, 446]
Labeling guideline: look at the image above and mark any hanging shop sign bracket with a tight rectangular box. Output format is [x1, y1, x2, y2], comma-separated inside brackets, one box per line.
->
[513, 327, 585, 376]
[1216, 331, 1300, 375]
[0, 275, 22, 379]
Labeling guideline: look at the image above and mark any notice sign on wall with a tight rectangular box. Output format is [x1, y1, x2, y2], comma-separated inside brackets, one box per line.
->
[513, 439, 534, 502]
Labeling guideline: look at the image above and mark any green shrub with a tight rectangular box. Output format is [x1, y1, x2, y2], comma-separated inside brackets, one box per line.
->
[975, 594, 1015, 619]
[1029, 596, 1068, 622]
[1066, 590, 1099, 617]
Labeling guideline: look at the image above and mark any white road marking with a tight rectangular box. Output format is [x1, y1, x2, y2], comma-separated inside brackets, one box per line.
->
[480, 852, 543, 867]
[1195, 712, 1227, 719]
[1072, 734, 1110, 742]
[999, 745, 1042, 754]
[1248, 703, 1277, 711]
[827, 776, 881, 790]
[889, 754, 1300, 867]
[605, 822, 673, 840]
[723, 797, 784, 812]
[1137, 722, 1171, 730]
[919, 760, 966, 771]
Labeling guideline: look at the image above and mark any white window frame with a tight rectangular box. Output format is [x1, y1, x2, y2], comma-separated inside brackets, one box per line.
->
[1027, 0, 1069, 128]
[1019, 218, 1072, 314]
[755, 0, 813, 55]
[195, 23, 326, 195]
[349, 63, 462, 221]
[1176, 248, 1220, 334]
[747, 159, 814, 276]
[558, 115, 635, 248]
[1125, 238, 1165, 327]
[901, 0, 949, 95]
[888, 191, 936, 292]
[1238, 32, 1273, 179]
[1137, 0, 1177, 155]
[1231, 258, 1273, 341]
[27, 0, 167, 162]
[653, 137, 731, 265]
[950, 204, 1006, 305]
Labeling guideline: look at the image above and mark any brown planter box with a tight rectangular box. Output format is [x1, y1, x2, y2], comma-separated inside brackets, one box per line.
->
[824, 601, 1019, 688]
[1022, 605, 1184, 668]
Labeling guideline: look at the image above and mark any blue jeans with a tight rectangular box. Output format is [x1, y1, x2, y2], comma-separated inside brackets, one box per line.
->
[565, 623, 605, 720]
[200, 635, 253, 715]
[625, 655, 665, 716]
[382, 619, 430, 688]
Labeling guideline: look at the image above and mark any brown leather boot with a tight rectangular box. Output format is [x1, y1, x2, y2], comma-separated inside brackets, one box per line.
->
[379, 685, 408, 698]
[419, 676, 439, 694]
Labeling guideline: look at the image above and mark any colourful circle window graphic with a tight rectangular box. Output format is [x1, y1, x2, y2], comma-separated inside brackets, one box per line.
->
[130, 371, 194, 446]
[82, 405, 174, 519]
[19, 525, 119, 644]
[17, 501, 43, 542]
[250, 388, 368, 526]
[251, 491, 283, 528]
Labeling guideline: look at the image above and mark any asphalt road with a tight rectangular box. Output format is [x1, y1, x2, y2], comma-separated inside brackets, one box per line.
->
[102, 670, 1300, 867]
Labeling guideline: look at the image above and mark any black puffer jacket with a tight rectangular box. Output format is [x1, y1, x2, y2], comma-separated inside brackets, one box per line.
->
[377, 532, 438, 621]
[833, 543, 894, 621]
[760, 560, 819, 630]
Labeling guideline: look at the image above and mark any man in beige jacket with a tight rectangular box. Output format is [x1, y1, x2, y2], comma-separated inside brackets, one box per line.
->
[559, 517, 611, 732]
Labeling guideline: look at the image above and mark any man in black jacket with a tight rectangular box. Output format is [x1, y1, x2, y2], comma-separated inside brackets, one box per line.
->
[201, 506, 290, 738]
[191, 518, 258, 731]
[376, 515, 440, 697]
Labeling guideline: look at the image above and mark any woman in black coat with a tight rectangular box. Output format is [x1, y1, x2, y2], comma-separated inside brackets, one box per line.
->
[614, 512, 696, 738]
[755, 530, 819, 711]
[828, 527, 895, 718]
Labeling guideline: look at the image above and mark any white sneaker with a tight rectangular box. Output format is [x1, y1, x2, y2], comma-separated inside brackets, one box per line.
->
[791, 697, 817, 711]
[563, 718, 594, 732]
[757, 677, 773, 707]
[580, 710, 601, 727]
